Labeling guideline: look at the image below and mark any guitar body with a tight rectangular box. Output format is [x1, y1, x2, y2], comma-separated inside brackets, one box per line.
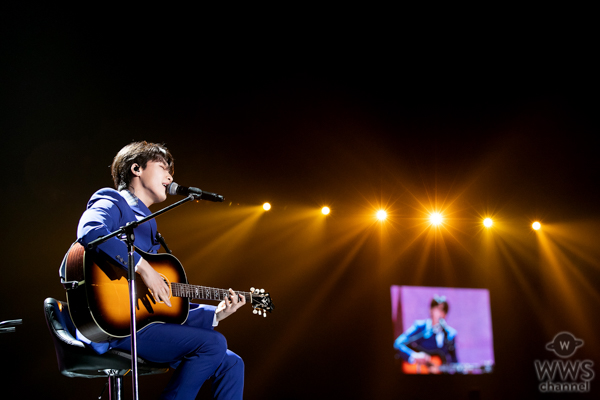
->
[65, 243, 189, 342]
[402, 355, 443, 374]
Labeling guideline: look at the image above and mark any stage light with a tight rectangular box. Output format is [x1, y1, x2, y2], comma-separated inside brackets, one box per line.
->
[429, 212, 443, 226]
[263, 202, 271, 211]
[532, 221, 541, 230]
[321, 206, 330, 215]
[376, 210, 387, 221]
[483, 218, 493, 228]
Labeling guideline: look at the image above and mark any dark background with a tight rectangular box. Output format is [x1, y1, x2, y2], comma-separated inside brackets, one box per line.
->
[1, 5, 598, 400]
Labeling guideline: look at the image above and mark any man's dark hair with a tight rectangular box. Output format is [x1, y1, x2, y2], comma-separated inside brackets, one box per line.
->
[111, 141, 174, 190]
[430, 296, 449, 314]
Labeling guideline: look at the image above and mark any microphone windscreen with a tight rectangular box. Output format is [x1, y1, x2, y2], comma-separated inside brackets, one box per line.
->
[167, 182, 180, 195]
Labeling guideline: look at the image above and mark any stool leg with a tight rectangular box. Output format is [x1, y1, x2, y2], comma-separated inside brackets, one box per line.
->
[108, 375, 123, 400]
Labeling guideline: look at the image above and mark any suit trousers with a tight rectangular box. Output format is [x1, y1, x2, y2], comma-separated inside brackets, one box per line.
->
[111, 306, 244, 399]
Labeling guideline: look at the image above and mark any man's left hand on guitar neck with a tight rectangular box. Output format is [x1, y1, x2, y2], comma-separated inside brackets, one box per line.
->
[215, 289, 246, 322]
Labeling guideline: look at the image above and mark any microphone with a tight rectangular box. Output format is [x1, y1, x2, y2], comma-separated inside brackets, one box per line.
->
[167, 182, 224, 202]
[438, 318, 449, 339]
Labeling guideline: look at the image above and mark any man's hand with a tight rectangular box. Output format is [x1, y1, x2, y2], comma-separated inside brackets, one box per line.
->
[215, 289, 246, 322]
[412, 352, 432, 365]
[137, 258, 172, 307]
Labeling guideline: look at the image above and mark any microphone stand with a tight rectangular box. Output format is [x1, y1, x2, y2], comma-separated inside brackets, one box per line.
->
[86, 194, 200, 400]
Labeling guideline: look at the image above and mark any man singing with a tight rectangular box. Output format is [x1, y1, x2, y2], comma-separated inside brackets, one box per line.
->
[72, 141, 245, 399]
[394, 295, 458, 372]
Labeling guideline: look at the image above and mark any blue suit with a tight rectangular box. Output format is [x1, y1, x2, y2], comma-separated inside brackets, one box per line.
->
[75, 188, 244, 400]
[394, 319, 458, 364]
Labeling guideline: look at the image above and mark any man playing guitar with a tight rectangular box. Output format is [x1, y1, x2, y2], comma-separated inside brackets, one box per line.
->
[394, 296, 458, 374]
[68, 141, 246, 399]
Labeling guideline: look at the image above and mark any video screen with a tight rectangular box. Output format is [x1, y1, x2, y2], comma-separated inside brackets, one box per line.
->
[391, 285, 495, 374]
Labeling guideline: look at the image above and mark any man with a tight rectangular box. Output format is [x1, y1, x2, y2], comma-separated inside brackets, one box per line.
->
[73, 141, 245, 399]
[394, 296, 458, 372]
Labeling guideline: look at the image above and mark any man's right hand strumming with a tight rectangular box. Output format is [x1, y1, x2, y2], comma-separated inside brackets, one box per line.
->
[137, 258, 172, 307]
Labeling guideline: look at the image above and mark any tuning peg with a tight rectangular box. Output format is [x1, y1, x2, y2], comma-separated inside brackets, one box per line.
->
[253, 309, 258, 315]
[260, 289, 265, 294]
[250, 287, 255, 293]
[263, 313, 267, 318]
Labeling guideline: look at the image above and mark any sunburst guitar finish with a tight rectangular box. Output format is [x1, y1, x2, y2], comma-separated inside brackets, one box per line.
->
[64, 243, 273, 342]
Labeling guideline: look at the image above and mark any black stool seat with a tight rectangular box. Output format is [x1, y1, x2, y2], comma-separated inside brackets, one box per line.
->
[44, 297, 169, 398]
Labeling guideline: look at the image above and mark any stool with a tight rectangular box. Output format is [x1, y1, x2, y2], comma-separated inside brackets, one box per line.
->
[44, 297, 169, 400]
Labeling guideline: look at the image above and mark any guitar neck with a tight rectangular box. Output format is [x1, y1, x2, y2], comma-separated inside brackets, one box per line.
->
[171, 282, 251, 302]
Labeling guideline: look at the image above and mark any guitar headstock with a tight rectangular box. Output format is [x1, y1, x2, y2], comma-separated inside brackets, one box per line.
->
[249, 287, 274, 317]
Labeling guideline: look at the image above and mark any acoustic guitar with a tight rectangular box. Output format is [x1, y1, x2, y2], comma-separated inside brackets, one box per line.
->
[402, 355, 444, 374]
[402, 355, 492, 374]
[63, 243, 273, 342]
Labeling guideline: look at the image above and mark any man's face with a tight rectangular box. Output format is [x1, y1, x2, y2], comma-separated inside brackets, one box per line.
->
[430, 304, 447, 326]
[137, 160, 173, 205]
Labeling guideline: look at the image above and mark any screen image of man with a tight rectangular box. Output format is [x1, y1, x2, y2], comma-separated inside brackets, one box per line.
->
[393, 295, 457, 374]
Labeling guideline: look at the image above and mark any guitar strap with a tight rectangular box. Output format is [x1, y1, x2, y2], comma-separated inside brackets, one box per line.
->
[156, 232, 172, 254]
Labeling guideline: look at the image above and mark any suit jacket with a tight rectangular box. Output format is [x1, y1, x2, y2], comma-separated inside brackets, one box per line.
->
[69, 188, 216, 354]
[394, 318, 458, 364]
[77, 188, 160, 269]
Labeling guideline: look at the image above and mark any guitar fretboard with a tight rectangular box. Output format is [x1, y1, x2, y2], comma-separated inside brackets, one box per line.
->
[171, 282, 251, 302]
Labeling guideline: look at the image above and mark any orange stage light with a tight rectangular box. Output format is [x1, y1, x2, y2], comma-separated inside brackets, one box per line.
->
[376, 210, 387, 221]
[429, 212, 443, 226]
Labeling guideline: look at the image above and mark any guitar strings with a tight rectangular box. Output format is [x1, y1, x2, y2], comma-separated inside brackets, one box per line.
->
[170, 282, 251, 301]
